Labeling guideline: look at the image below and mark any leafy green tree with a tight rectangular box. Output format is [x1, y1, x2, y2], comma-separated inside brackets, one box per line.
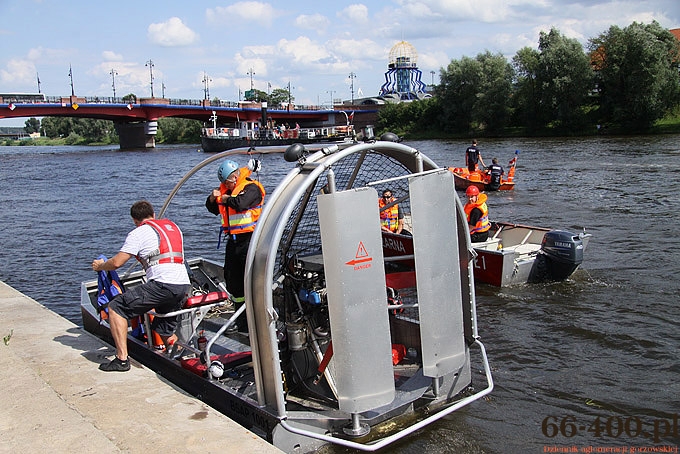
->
[536, 28, 593, 131]
[41, 116, 72, 138]
[269, 88, 293, 108]
[438, 56, 479, 132]
[24, 117, 40, 134]
[377, 97, 444, 138]
[472, 51, 514, 133]
[39, 117, 117, 143]
[438, 52, 513, 134]
[71, 118, 115, 142]
[511, 47, 541, 131]
[589, 21, 680, 130]
[122, 93, 137, 104]
[157, 118, 201, 143]
[244, 89, 268, 102]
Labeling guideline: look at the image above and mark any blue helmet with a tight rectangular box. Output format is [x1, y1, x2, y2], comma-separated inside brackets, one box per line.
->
[217, 160, 239, 183]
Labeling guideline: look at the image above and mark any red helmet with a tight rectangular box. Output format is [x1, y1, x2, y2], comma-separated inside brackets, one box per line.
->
[466, 186, 480, 196]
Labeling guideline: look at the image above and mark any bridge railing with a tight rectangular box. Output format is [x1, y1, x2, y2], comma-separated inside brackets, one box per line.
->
[17, 96, 329, 112]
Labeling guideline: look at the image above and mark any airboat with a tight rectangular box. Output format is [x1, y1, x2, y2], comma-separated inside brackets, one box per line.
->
[81, 135, 493, 453]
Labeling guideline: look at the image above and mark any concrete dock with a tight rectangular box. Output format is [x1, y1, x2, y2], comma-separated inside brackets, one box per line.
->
[0, 281, 283, 453]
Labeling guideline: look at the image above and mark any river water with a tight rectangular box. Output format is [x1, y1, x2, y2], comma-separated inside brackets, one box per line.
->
[1, 136, 678, 453]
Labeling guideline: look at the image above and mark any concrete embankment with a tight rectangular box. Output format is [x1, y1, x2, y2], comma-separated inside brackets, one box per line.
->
[0, 281, 283, 453]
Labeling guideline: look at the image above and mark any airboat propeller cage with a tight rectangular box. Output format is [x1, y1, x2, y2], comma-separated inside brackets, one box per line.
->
[244, 140, 477, 419]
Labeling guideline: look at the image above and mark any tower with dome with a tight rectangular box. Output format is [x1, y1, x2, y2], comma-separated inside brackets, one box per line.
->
[379, 40, 430, 101]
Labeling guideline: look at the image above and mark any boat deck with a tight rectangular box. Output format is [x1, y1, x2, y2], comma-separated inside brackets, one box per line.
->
[474, 237, 541, 257]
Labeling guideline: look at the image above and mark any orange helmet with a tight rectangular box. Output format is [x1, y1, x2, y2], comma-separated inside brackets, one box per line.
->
[466, 186, 480, 196]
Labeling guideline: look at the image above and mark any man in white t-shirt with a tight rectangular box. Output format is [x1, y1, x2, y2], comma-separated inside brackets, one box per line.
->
[91, 200, 190, 372]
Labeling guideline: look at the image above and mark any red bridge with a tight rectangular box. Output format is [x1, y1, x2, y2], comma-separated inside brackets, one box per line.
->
[1, 94, 377, 149]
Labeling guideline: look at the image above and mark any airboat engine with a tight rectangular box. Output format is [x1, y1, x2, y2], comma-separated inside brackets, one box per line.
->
[529, 230, 586, 282]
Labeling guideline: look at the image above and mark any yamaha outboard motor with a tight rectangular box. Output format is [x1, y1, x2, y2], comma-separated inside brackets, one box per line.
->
[529, 230, 585, 282]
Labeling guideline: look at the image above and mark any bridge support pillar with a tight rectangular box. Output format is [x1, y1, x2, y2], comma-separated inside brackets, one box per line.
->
[115, 121, 158, 150]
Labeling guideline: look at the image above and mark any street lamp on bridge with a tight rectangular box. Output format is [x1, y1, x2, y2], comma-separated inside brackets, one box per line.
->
[287, 80, 294, 106]
[68, 64, 75, 96]
[202, 72, 212, 100]
[349, 72, 356, 105]
[110, 69, 118, 98]
[247, 67, 255, 91]
[145, 60, 155, 98]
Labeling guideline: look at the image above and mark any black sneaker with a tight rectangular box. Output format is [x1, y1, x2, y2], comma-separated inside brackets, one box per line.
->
[99, 357, 131, 372]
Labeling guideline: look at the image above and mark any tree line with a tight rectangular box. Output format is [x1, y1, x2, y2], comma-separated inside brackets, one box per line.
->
[20, 116, 201, 145]
[378, 21, 680, 137]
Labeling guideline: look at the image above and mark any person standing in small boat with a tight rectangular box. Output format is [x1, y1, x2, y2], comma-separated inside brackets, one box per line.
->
[486, 158, 505, 191]
[206, 159, 265, 334]
[465, 139, 486, 172]
[91, 200, 191, 372]
[464, 186, 491, 242]
[379, 189, 405, 235]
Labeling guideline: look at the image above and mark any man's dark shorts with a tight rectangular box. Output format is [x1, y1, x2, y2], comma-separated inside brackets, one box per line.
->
[109, 280, 189, 337]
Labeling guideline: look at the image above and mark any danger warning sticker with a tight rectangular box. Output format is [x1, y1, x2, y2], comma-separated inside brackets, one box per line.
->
[345, 241, 373, 270]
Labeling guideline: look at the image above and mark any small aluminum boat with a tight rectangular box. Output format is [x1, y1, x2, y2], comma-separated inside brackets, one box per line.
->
[383, 221, 591, 287]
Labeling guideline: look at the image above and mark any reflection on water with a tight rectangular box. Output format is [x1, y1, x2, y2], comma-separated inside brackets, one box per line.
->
[1, 136, 678, 452]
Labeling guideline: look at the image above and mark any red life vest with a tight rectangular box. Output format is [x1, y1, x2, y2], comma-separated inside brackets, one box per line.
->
[138, 219, 185, 269]
[217, 167, 265, 236]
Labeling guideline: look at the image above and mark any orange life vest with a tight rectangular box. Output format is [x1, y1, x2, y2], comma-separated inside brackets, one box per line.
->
[218, 167, 265, 236]
[464, 194, 491, 234]
[379, 197, 400, 232]
[138, 219, 185, 269]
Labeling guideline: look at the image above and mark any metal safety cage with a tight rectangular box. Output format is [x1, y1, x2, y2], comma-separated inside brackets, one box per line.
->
[244, 140, 493, 451]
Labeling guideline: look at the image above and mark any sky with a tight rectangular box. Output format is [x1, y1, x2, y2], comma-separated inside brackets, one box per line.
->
[1, 0, 678, 127]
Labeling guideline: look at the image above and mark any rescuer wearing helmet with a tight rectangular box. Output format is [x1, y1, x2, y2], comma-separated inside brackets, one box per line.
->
[464, 186, 491, 242]
[206, 159, 265, 334]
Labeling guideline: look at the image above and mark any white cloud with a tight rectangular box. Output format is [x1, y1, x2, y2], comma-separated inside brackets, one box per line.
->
[148, 17, 199, 47]
[241, 44, 277, 58]
[328, 38, 385, 61]
[0, 58, 36, 85]
[206, 2, 277, 27]
[236, 56, 268, 80]
[277, 36, 333, 65]
[102, 51, 123, 62]
[417, 50, 450, 72]
[340, 4, 370, 23]
[295, 13, 331, 31]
